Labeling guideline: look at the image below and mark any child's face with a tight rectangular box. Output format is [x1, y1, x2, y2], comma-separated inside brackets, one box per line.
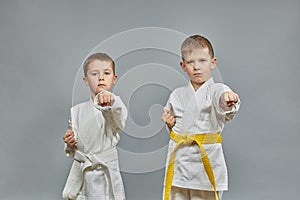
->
[180, 47, 216, 90]
[83, 60, 117, 99]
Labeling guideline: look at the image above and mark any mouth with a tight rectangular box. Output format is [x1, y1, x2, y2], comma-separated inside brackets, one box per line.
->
[98, 84, 106, 87]
[194, 73, 202, 77]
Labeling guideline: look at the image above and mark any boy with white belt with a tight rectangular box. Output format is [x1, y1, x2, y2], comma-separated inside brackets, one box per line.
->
[63, 53, 127, 200]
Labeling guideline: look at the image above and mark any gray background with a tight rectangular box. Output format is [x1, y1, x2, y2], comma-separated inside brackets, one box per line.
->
[0, 0, 299, 199]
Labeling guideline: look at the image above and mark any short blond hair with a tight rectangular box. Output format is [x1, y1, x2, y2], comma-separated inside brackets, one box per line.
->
[181, 35, 214, 60]
[83, 53, 115, 76]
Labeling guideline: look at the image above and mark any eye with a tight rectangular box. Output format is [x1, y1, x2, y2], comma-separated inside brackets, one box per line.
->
[199, 59, 207, 63]
[104, 72, 111, 75]
[91, 72, 99, 76]
[186, 60, 195, 65]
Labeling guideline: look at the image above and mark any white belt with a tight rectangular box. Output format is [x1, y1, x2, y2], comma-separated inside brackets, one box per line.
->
[62, 148, 118, 199]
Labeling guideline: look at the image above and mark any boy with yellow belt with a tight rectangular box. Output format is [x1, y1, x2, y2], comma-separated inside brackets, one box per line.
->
[162, 35, 240, 200]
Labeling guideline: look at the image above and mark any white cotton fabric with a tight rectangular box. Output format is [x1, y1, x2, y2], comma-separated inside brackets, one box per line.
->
[164, 78, 240, 191]
[63, 94, 127, 200]
[170, 186, 223, 200]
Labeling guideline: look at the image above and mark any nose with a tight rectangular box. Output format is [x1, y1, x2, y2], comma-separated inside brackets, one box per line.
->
[193, 62, 201, 70]
[98, 73, 104, 80]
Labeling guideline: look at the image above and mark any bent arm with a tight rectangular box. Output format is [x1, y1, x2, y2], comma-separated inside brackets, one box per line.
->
[64, 114, 76, 158]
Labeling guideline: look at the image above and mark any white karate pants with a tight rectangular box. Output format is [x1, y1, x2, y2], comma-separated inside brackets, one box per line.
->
[170, 186, 223, 200]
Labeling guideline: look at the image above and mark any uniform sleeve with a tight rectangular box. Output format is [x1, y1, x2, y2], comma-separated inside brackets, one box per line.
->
[211, 83, 241, 121]
[64, 111, 75, 158]
[163, 92, 176, 132]
[164, 92, 175, 114]
[94, 93, 128, 133]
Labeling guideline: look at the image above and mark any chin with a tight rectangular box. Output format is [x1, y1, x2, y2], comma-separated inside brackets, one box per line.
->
[193, 79, 204, 84]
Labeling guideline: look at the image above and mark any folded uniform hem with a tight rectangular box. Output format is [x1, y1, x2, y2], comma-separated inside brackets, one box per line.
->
[171, 180, 228, 191]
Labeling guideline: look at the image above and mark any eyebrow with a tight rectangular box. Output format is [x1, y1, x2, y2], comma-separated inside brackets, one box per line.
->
[186, 58, 208, 61]
[89, 67, 112, 72]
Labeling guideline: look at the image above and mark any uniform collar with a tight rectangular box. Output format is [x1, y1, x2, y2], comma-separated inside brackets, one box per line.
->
[188, 77, 214, 94]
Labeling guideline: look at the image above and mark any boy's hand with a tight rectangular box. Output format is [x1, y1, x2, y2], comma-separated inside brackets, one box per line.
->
[97, 90, 115, 107]
[63, 130, 76, 148]
[220, 91, 239, 111]
[161, 109, 176, 129]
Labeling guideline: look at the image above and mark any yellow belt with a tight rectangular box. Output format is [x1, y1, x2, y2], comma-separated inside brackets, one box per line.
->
[164, 131, 222, 200]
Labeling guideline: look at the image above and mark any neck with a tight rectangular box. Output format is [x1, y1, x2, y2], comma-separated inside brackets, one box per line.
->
[91, 94, 95, 101]
[191, 81, 205, 91]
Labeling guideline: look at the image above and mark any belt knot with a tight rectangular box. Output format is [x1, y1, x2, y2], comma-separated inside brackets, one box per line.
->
[182, 134, 194, 145]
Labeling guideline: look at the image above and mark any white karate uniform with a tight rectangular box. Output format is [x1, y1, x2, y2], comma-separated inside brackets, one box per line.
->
[164, 78, 240, 195]
[171, 186, 223, 200]
[63, 93, 127, 200]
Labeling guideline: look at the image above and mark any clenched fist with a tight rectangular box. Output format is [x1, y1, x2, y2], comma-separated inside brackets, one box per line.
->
[161, 109, 176, 129]
[97, 90, 115, 107]
[220, 91, 239, 111]
[63, 130, 76, 148]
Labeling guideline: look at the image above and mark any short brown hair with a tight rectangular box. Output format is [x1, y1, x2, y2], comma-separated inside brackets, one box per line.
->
[83, 52, 115, 76]
[181, 35, 214, 60]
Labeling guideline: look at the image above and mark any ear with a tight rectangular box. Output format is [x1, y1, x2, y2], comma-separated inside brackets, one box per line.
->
[180, 61, 187, 72]
[83, 77, 89, 86]
[211, 57, 217, 69]
[112, 75, 118, 85]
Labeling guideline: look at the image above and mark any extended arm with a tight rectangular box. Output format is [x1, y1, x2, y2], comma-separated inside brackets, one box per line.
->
[212, 83, 241, 121]
[94, 91, 128, 132]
